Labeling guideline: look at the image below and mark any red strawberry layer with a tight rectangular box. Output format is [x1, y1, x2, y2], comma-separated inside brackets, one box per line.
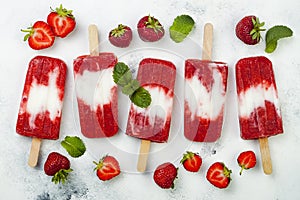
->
[184, 59, 228, 142]
[16, 56, 67, 140]
[235, 56, 283, 139]
[126, 58, 176, 143]
[73, 53, 118, 138]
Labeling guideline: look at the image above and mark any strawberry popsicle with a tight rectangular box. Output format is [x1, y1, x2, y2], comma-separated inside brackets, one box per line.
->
[184, 60, 228, 142]
[126, 58, 176, 143]
[126, 58, 176, 172]
[184, 23, 228, 142]
[235, 56, 283, 174]
[16, 55, 67, 166]
[73, 25, 118, 138]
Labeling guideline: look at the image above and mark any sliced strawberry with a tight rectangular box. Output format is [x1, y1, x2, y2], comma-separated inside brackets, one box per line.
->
[94, 155, 120, 181]
[237, 150, 257, 175]
[137, 15, 164, 42]
[180, 151, 202, 172]
[109, 24, 132, 48]
[206, 162, 231, 189]
[21, 21, 55, 50]
[47, 4, 76, 38]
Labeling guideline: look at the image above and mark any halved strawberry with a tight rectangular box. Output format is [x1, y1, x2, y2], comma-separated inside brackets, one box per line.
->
[237, 150, 257, 175]
[180, 151, 202, 172]
[109, 24, 133, 48]
[21, 21, 55, 50]
[137, 15, 164, 42]
[47, 4, 76, 38]
[93, 155, 121, 181]
[206, 162, 231, 189]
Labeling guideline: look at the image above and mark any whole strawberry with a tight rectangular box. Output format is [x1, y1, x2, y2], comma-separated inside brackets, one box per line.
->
[206, 162, 231, 189]
[137, 15, 164, 42]
[237, 150, 257, 175]
[153, 162, 178, 189]
[44, 152, 73, 184]
[180, 151, 202, 172]
[93, 155, 120, 181]
[21, 21, 55, 50]
[109, 24, 133, 48]
[235, 15, 265, 45]
[47, 4, 76, 38]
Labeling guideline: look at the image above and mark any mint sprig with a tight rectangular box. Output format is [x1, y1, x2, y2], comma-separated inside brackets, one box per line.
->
[169, 14, 195, 43]
[265, 25, 293, 53]
[61, 136, 86, 158]
[113, 62, 151, 108]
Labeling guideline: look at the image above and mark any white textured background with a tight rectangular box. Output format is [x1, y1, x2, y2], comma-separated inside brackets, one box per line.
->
[1, 0, 300, 199]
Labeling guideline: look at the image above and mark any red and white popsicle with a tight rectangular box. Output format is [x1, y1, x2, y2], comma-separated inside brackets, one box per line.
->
[236, 56, 283, 174]
[73, 25, 118, 138]
[16, 55, 67, 167]
[126, 58, 176, 172]
[184, 23, 228, 142]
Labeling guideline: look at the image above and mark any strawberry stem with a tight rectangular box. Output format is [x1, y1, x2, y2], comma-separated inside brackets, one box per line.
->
[145, 15, 163, 33]
[239, 165, 245, 175]
[51, 168, 73, 184]
[52, 4, 74, 19]
[111, 24, 126, 37]
[250, 17, 266, 42]
[21, 27, 34, 41]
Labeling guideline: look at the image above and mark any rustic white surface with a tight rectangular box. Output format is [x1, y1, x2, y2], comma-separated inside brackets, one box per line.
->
[1, 0, 300, 199]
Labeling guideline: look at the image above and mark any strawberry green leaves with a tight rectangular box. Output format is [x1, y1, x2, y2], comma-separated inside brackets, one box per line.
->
[265, 25, 293, 53]
[169, 15, 195, 43]
[113, 62, 151, 108]
[61, 136, 86, 158]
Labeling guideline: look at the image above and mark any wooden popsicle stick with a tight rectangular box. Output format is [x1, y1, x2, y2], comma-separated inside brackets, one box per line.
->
[202, 23, 213, 60]
[137, 140, 151, 172]
[28, 137, 42, 167]
[259, 137, 272, 175]
[88, 24, 100, 56]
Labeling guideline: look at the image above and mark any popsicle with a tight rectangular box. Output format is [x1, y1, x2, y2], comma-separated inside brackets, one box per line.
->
[16, 55, 67, 167]
[184, 23, 228, 142]
[235, 56, 283, 174]
[126, 58, 176, 172]
[73, 25, 118, 138]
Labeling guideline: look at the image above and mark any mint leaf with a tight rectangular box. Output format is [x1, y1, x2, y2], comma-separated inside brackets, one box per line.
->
[113, 62, 152, 108]
[122, 79, 140, 96]
[265, 25, 293, 53]
[61, 136, 86, 158]
[169, 14, 195, 43]
[113, 62, 131, 86]
[130, 87, 152, 108]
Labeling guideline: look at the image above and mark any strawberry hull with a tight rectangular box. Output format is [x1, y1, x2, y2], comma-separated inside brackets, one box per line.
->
[184, 59, 228, 142]
[126, 58, 176, 143]
[16, 56, 67, 140]
[73, 53, 118, 138]
[235, 56, 283, 139]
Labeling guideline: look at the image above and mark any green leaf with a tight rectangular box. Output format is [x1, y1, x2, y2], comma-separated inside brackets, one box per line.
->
[265, 25, 293, 53]
[61, 136, 86, 158]
[130, 87, 152, 108]
[169, 14, 195, 43]
[113, 62, 131, 86]
[122, 79, 140, 96]
[112, 61, 152, 108]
